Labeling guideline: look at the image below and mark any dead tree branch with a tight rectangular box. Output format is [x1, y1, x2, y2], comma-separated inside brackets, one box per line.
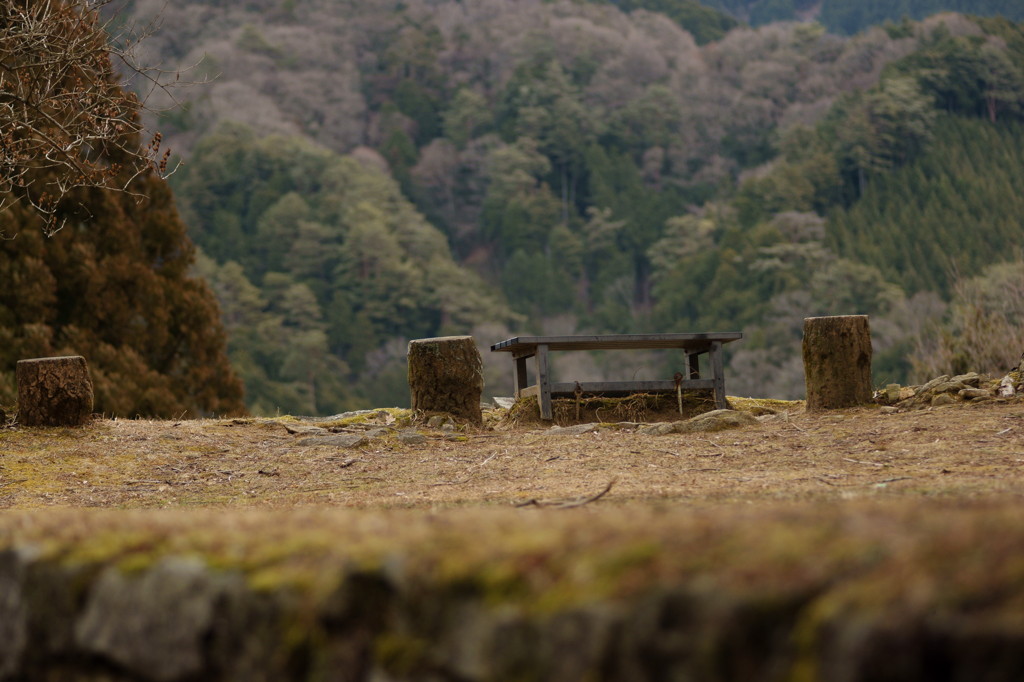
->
[0, 0, 186, 235]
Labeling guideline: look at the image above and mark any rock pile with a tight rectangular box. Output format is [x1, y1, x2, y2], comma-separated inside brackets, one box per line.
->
[873, 372, 1000, 410]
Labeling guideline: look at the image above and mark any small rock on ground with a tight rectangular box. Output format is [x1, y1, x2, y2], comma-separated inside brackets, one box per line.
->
[951, 372, 984, 387]
[283, 424, 328, 436]
[397, 430, 427, 445]
[637, 409, 758, 436]
[637, 422, 676, 436]
[427, 415, 457, 430]
[684, 409, 759, 432]
[544, 423, 600, 436]
[311, 409, 394, 423]
[917, 375, 951, 394]
[297, 434, 369, 448]
[931, 381, 972, 395]
[959, 388, 992, 400]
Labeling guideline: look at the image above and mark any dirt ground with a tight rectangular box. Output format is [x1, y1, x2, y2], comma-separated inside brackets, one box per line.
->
[2, 397, 1023, 511]
[4, 394, 1024, 677]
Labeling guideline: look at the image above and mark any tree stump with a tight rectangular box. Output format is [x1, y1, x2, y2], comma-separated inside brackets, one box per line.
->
[802, 316, 873, 410]
[408, 336, 483, 424]
[16, 356, 95, 427]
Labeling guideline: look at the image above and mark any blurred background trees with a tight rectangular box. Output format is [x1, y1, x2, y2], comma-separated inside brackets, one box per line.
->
[48, 0, 1024, 411]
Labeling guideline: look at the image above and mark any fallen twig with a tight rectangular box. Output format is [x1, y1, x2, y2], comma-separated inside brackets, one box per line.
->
[875, 476, 913, 485]
[515, 479, 617, 509]
[475, 452, 499, 467]
[554, 479, 616, 508]
[842, 457, 885, 467]
[429, 452, 500, 486]
[429, 477, 471, 487]
[783, 412, 807, 432]
[817, 475, 913, 488]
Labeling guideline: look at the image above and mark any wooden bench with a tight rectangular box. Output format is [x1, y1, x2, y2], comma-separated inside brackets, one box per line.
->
[490, 333, 743, 420]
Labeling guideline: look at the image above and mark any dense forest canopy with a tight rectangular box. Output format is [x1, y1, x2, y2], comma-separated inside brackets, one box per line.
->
[178, 124, 516, 414]
[689, 0, 1024, 33]
[88, 0, 1024, 412]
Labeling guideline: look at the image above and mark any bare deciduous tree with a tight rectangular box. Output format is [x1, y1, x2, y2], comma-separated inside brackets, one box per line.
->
[1, 0, 175, 235]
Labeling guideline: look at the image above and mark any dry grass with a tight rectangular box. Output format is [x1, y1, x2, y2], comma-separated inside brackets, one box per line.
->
[1, 397, 1023, 511]
[3, 396, 1024, 621]
[500, 391, 718, 427]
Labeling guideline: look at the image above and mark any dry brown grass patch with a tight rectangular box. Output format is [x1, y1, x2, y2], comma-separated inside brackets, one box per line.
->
[499, 391, 717, 427]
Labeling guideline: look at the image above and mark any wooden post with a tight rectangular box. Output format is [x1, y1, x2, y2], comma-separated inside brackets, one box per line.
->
[709, 341, 727, 410]
[513, 353, 530, 397]
[408, 336, 484, 424]
[802, 315, 873, 410]
[16, 356, 94, 427]
[535, 344, 552, 420]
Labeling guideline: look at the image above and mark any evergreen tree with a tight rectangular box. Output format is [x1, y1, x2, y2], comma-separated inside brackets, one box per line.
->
[0, 2, 244, 417]
[0, 171, 245, 417]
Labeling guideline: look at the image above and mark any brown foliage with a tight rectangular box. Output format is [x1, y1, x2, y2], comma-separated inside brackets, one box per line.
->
[910, 262, 1024, 380]
[1, 0, 178, 234]
[0, 170, 245, 418]
[0, 1, 243, 417]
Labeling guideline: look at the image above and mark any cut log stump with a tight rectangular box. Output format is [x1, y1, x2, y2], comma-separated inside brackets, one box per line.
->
[408, 336, 483, 424]
[802, 315, 873, 410]
[16, 356, 95, 427]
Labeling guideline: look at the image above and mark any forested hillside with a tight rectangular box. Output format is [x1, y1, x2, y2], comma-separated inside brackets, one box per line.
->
[108, 0, 1024, 411]
[177, 125, 515, 414]
[690, 0, 1024, 32]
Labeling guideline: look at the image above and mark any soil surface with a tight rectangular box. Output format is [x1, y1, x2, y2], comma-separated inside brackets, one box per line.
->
[3, 398, 1024, 682]
[1, 398, 1022, 511]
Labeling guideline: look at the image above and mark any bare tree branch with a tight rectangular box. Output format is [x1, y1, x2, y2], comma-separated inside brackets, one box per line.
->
[0, 0, 183, 236]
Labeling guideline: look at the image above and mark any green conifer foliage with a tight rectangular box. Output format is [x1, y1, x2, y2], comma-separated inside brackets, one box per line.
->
[827, 116, 1024, 295]
[177, 123, 514, 415]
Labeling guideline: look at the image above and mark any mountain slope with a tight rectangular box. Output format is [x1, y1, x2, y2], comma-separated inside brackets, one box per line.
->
[111, 1, 1024, 404]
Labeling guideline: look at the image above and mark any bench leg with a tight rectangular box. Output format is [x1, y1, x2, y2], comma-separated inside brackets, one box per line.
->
[687, 352, 700, 379]
[535, 344, 552, 420]
[710, 341, 727, 410]
[513, 355, 529, 398]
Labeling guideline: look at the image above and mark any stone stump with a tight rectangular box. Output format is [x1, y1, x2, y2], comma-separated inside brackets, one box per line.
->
[16, 356, 94, 426]
[802, 315, 873, 410]
[408, 336, 483, 424]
